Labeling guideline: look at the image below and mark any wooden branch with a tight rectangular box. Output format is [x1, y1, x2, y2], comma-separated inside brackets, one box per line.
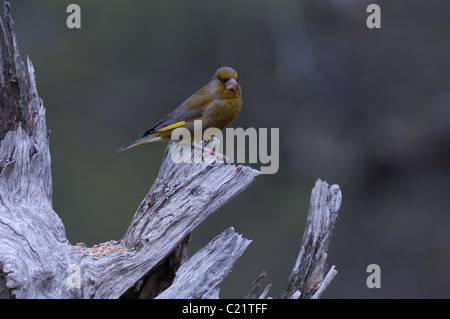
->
[311, 265, 337, 299]
[87, 142, 259, 299]
[282, 179, 342, 299]
[244, 271, 267, 299]
[156, 227, 251, 299]
[0, 3, 259, 299]
[130, 233, 192, 299]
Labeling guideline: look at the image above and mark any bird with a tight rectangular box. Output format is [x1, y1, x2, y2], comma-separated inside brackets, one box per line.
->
[117, 66, 242, 159]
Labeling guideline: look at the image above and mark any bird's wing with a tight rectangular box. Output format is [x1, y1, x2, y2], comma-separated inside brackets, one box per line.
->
[139, 86, 211, 138]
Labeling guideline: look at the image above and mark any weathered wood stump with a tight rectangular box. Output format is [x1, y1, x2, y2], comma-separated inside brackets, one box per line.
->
[0, 3, 342, 299]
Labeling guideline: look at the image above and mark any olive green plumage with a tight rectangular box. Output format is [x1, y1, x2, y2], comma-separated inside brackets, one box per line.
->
[117, 66, 242, 152]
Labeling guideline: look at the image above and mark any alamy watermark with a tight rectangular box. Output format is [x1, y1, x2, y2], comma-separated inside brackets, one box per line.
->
[66, 4, 81, 29]
[366, 264, 381, 289]
[66, 4, 381, 30]
[66, 264, 81, 289]
[170, 120, 279, 174]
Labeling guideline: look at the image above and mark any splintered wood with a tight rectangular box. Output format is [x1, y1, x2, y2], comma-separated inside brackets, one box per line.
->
[73, 240, 129, 257]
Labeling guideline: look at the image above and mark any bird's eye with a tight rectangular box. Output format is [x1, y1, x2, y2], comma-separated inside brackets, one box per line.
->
[219, 77, 226, 83]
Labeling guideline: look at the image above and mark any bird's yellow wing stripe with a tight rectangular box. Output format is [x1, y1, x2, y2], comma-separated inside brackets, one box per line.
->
[157, 120, 188, 132]
[156, 116, 206, 132]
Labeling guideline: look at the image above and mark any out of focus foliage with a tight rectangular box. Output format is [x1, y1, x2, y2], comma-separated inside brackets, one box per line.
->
[8, 0, 450, 297]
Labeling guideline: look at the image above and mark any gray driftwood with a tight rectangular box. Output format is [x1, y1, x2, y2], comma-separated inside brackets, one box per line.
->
[156, 227, 251, 299]
[282, 180, 342, 299]
[241, 179, 342, 299]
[0, 3, 342, 299]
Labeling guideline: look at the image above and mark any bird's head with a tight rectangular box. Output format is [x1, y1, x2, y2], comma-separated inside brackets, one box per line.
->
[208, 66, 241, 99]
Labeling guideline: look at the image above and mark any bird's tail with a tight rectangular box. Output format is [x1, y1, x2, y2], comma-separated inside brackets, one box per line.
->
[116, 135, 162, 153]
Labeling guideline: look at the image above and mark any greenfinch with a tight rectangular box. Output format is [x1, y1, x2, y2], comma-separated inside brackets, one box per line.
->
[117, 66, 242, 154]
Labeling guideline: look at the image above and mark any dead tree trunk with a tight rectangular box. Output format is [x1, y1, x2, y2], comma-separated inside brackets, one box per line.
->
[0, 3, 342, 299]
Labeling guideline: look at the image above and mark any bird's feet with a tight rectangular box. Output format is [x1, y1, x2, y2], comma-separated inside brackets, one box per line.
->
[193, 139, 228, 162]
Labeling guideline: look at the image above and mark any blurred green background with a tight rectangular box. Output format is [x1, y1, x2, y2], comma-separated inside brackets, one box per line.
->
[7, 0, 450, 298]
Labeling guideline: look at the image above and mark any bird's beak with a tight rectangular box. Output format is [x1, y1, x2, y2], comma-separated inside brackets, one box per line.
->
[225, 78, 238, 90]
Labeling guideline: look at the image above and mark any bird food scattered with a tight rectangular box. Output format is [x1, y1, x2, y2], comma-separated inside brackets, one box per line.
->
[73, 240, 129, 257]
